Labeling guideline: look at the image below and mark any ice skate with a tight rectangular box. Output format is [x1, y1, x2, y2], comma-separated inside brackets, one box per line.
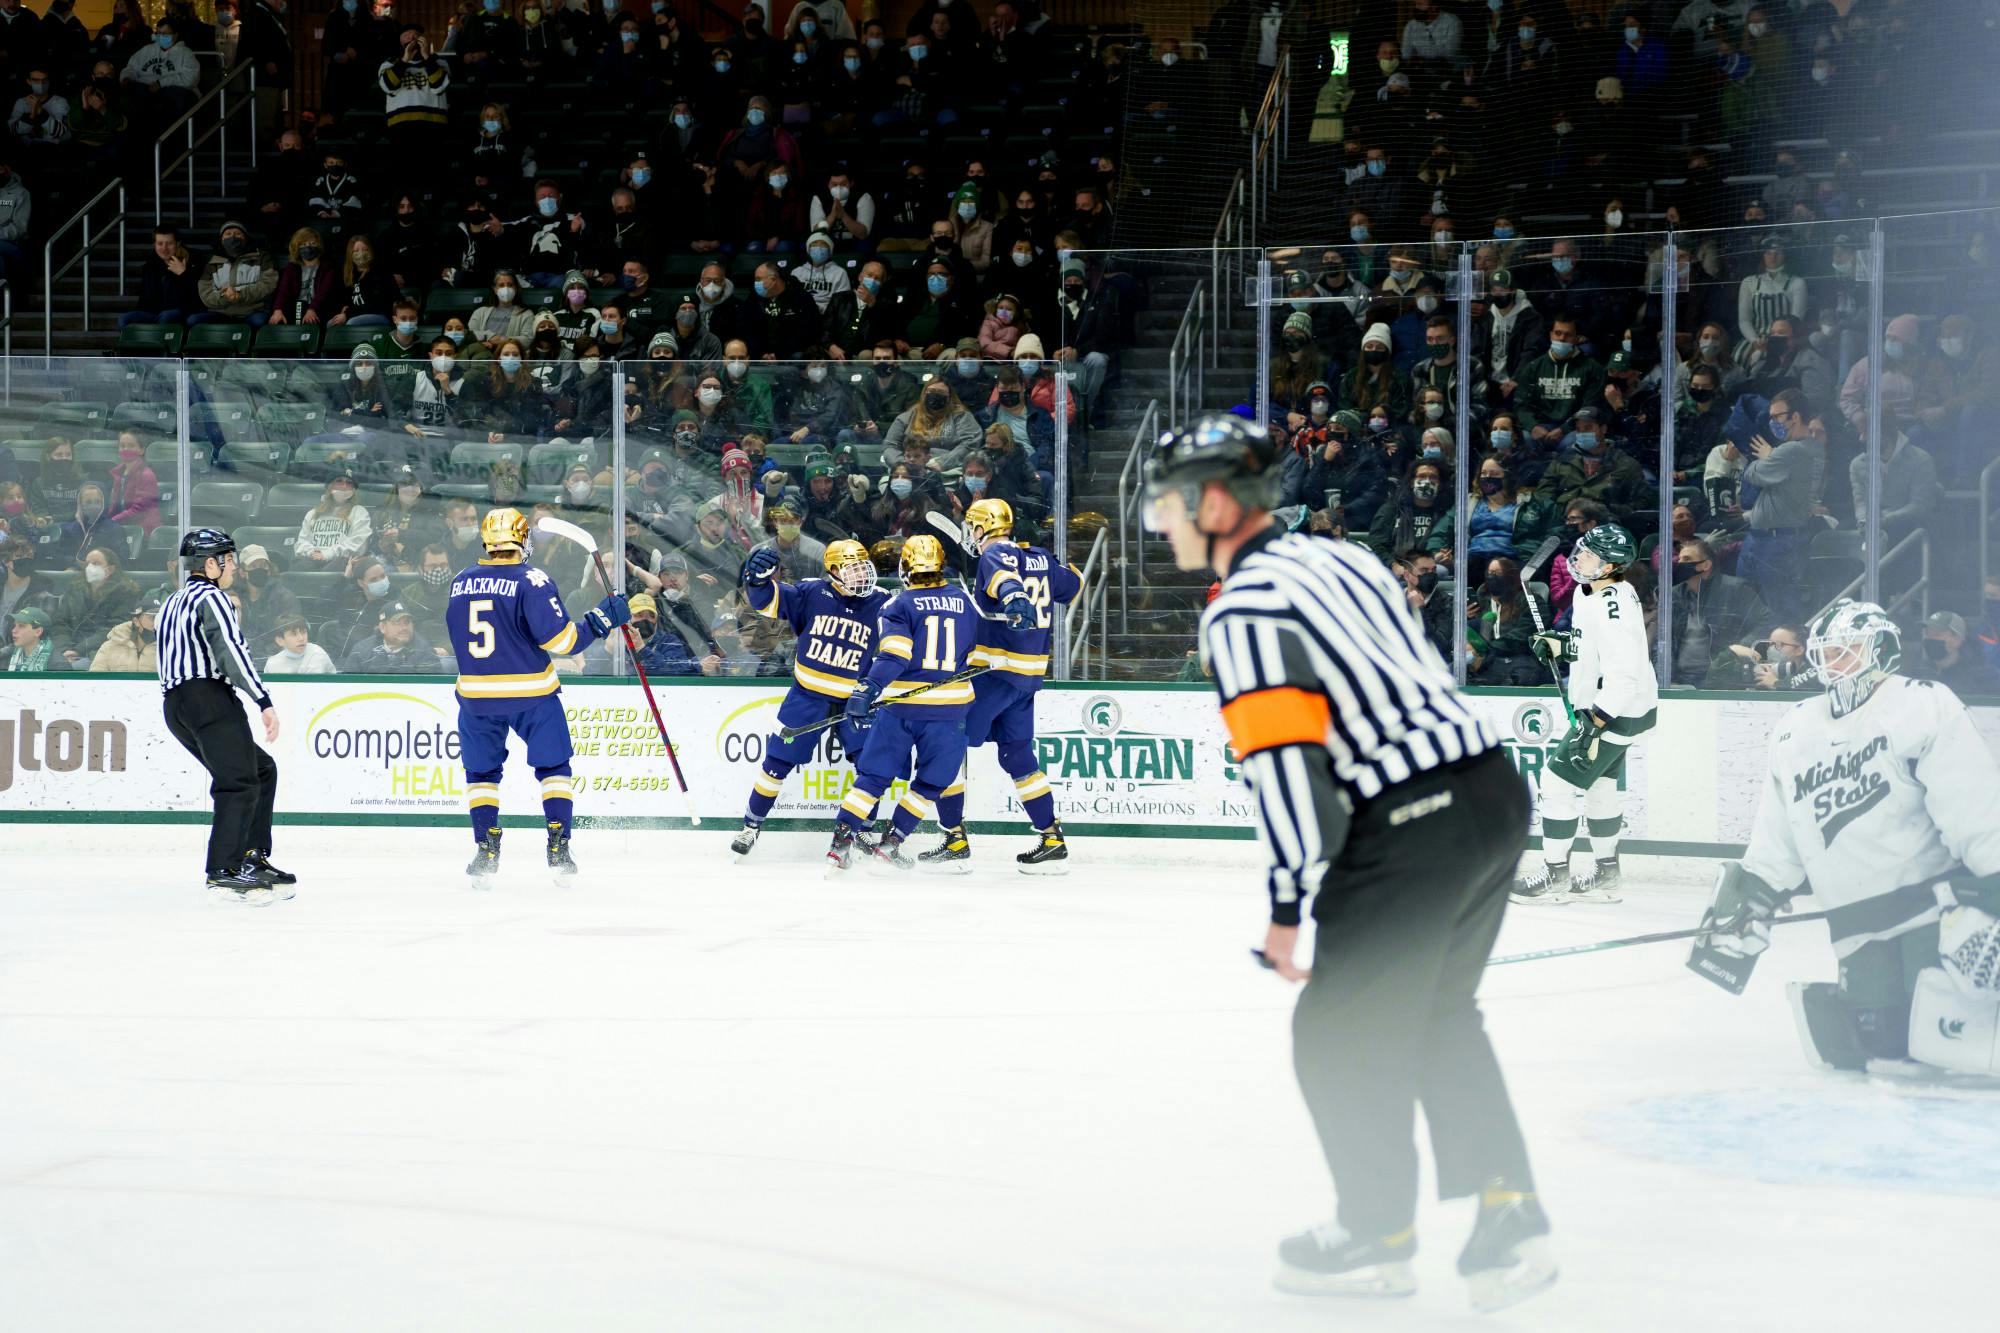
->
[1458, 1189, 1557, 1313]
[730, 822, 761, 860]
[1567, 855, 1624, 904]
[207, 861, 279, 906]
[245, 851, 297, 886]
[864, 830, 915, 874]
[1016, 820, 1069, 876]
[1273, 1222, 1416, 1298]
[1510, 859, 1571, 904]
[825, 826, 858, 876]
[547, 827, 579, 887]
[466, 829, 502, 887]
[917, 826, 972, 874]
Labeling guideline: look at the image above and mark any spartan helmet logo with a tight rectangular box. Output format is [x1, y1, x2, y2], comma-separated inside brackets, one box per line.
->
[1513, 701, 1556, 743]
[1083, 696, 1123, 737]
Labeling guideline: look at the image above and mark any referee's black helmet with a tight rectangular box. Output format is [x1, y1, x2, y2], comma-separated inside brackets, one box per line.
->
[1145, 415, 1284, 511]
[179, 527, 236, 569]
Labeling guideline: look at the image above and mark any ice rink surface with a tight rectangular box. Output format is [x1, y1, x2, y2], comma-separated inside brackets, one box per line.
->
[1, 827, 1991, 1332]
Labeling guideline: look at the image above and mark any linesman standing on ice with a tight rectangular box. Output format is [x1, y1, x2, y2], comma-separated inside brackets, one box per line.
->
[1144, 416, 1553, 1313]
[158, 527, 293, 903]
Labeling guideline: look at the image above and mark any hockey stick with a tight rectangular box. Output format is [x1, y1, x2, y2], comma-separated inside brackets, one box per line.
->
[1517, 532, 1575, 726]
[926, 509, 975, 557]
[1485, 909, 1831, 967]
[535, 515, 701, 825]
[777, 665, 993, 741]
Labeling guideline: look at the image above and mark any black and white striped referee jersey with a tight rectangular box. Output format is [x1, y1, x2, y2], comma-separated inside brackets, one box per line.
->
[1201, 527, 1498, 920]
[157, 577, 274, 709]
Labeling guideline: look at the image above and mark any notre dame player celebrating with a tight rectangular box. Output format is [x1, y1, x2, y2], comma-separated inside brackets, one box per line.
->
[1512, 523, 1658, 905]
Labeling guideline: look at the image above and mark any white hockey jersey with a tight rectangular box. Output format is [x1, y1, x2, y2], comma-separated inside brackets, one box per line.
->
[1569, 580, 1657, 730]
[1741, 676, 2000, 957]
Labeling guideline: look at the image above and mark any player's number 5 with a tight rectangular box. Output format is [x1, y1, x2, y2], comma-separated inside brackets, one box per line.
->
[466, 599, 497, 658]
[920, 614, 958, 672]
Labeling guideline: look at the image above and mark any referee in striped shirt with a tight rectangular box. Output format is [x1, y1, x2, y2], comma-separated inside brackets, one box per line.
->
[159, 527, 292, 900]
[1145, 417, 1553, 1312]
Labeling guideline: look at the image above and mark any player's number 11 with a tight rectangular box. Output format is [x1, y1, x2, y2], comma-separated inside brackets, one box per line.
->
[920, 615, 958, 672]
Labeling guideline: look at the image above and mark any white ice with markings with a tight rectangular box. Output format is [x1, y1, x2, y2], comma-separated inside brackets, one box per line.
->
[0, 830, 1987, 1332]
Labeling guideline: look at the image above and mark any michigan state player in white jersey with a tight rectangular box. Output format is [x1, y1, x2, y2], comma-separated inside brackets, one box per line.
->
[1692, 600, 2000, 1084]
[1512, 523, 1658, 904]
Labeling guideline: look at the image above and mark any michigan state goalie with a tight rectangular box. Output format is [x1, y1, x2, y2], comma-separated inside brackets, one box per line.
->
[1690, 600, 2000, 1083]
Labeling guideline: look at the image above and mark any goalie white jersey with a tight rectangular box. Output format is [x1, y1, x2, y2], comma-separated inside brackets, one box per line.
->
[1741, 676, 2000, 956]
[1568, 581, 1657, 725]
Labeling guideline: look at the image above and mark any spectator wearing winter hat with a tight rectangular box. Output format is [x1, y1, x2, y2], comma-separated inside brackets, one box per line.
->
[1012, 332, 1072, 425]
[1054, 256, 1117, 423]
[798, 461, 848, 544]
[946, 181, 994, 272]
[1343, 322, 1410, 424]
[979, 292, 1026, 360]
[941, 335, 996, 407]
[1272, 310, 1329, 422]
[198, 219, 277, 324]
[235, 543, 302, 647]
[792, 230, 851, 312]
[1840, 313, 1943, 435]
[88, 594, 162, 672]
[330, 343, 391, 422]
[631, 578, 723, 677]
[766, 498, 827, 583]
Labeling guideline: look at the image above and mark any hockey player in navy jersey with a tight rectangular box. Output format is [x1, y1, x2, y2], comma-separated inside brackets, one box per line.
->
[921, 498, 1083, 874]
[446, 508, 630, 885]
[827, 535, 981, 873]
[730, 537, 894, 858]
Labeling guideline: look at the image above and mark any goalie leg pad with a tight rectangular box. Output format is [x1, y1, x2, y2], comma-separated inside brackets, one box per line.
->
[1788, 979, 1915, 1071]
[1907, 967, 2000, 1075]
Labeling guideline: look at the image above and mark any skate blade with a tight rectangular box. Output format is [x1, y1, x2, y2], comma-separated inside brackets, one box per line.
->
[919, 858, 974, 876]
[1016, 856, 1070, 877]
[549, 868, 578, 888]
[209, 885, 277, 907]
[1509, 891, 1570, 906]
[1273, 1260, 1416, 1298]
[1466, 1237, 1558, 1313]
[1565, 886, 1623, 905]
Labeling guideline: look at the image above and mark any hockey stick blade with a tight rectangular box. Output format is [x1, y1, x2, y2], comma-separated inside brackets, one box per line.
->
[777, 666, 992, 741]
[1519, 532, 1562, 585]
[1487, 908, 1831, 967]
[535, 514, 599, 554]
[926, 509, 975, 555]
[1517, 532, 1572, 723]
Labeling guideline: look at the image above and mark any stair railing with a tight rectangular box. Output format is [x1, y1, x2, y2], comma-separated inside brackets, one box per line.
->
[1063, 524, 1110, 679]
[1166, 278, 1205, 435]
[1115, 397, 1161, 634]
[1211, 169, 1245, 369]
[155, 60, 258, 227]
[42, 178, 127, 356]
[1246, 47, 1290, 246]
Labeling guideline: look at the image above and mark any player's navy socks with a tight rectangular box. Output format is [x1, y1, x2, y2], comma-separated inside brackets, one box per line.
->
[1016, 770, 1056, 832]
[890, 790, 934, 841]
[838, 783, 881, 833]
[933, 782, 966, 831]
[468, 778, 501, 842]
[746, 760, 791, 825]
[539, 772, 574, 839]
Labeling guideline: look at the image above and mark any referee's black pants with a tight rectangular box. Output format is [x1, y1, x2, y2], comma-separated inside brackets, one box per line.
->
[164, 681, 278, 877]
[1292, 749, 1537, 1239]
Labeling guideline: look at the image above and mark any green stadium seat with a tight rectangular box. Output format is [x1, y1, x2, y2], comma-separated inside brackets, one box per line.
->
[262, 480, 326, 521]
[183, 322, 254, 357]
[191, 479, 265, 523]
[217, 441, 291, 475]
[423, 289, 492, 319]
[115, 322, 185, 356]
[37, 402, 109, 433]
[111, 401, 177, 435]
[320, 325, 383, 356]
[254, 324, 323, 358]
[71, 437, 122, 469]
[255, 402, 328, 445]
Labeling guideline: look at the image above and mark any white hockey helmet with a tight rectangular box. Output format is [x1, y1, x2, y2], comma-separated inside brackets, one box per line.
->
[1805, 599, 1901, 718]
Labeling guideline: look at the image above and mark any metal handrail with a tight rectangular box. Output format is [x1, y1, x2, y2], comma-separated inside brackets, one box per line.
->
[42, 179, 128, 355]
[1982, 457, 2000, 596]
[1115, 398, 1161, 635]
[1210, 169, 1245, 367]
[1825, 525, 1932, 622]
[1246, 49, 1290, 245]
[1166, 279, 1205, 435]
[1064, 525, 1109, 679]
[155, 60, 258, 226]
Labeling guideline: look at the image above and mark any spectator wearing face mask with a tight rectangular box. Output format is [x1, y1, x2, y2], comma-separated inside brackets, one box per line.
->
[233, 544, 302, 646]
[1918, 611, 2000, 697]
[1428, 458, 1558, 565]
[331, 343, 392, 422]
[884, 376, 981, 473]
[1010, 333, 1073, 427]
[1511, 317, 1605, 446]
[1344, 322, 1410, 424]
[739, 264, 819, 360]
[1916, 313, 2000, 487]
[790, 230, 852, 314]
[60, 484, 124, 567]
[783, 350, 854, 443]
[1667, 537, 1770, 686]
[469, 268, 535, 348]
[199, 219, 277, 325]
[104, 431, 160, 537]
[1730, 389, 1824, 622]
[1484, 268, 1547, 403]
[296, 473, 374, 569]
[120, 16, 198, 117]
[1537, 407, 1647, 513]
[1838, 312, 1927, 436]
[1672, 364, 1729, 485]
[1271, 311, 1330, 422]
[1707, 621, 1815, 691]
[1736, 235, 1805, 345]
[1847, 377, 1942, 545]
[1368, 459, 1447, 558]
[1297, 408, 1387, 536]
[267, 226, 340, 326]
[809, 169, 875, 245]
[1409, 312, 1488, 426]
[1467, 555, 1548, 685]
[54, 545, 142, 663]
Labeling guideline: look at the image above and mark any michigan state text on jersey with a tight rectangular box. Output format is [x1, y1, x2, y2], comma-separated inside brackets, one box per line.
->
[827, 535, 980, 873]
[922, 499, 1083, 875]
[445, 508, 630, 885]
[729, 538, 895, 857]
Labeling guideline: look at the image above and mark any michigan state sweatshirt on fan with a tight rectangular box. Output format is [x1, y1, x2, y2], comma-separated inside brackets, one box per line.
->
[446, 559, 607, 713]
[744, 577, 889, 698]
[968, 541, 1082, 689]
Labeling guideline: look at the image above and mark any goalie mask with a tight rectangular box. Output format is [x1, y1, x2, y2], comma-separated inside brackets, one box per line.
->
[823, 538, 877, 597]
[1806, 598, 1901, 718]
[1568, 523, 1636, 584]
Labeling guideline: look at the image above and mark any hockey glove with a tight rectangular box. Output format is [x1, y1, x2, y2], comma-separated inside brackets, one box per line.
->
[1937, 883, 2000, 996]
[1550, 715, 1601, 771]
[1002, 594, 1036, 632]
[741, 546, 781, 587]
[584, 593, 631, 638]
[1687, 863, 1792, 994]
[844, 679, 880, 729]
[1530, 629, 1577, 664]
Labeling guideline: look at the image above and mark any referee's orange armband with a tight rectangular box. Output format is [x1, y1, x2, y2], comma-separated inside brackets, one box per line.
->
[1220, 686, 1331, 757]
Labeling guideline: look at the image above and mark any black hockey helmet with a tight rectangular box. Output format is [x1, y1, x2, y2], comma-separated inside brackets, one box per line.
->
[179, 526, 236, 570]
[1143, 414, 1284, 516]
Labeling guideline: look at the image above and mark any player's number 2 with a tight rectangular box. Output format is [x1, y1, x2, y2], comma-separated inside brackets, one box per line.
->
[466, 600, 496, 658]
[920, 615, 958, 672]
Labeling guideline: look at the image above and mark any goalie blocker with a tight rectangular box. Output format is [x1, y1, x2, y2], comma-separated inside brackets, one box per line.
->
[1693, 863, 2000, 1077]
